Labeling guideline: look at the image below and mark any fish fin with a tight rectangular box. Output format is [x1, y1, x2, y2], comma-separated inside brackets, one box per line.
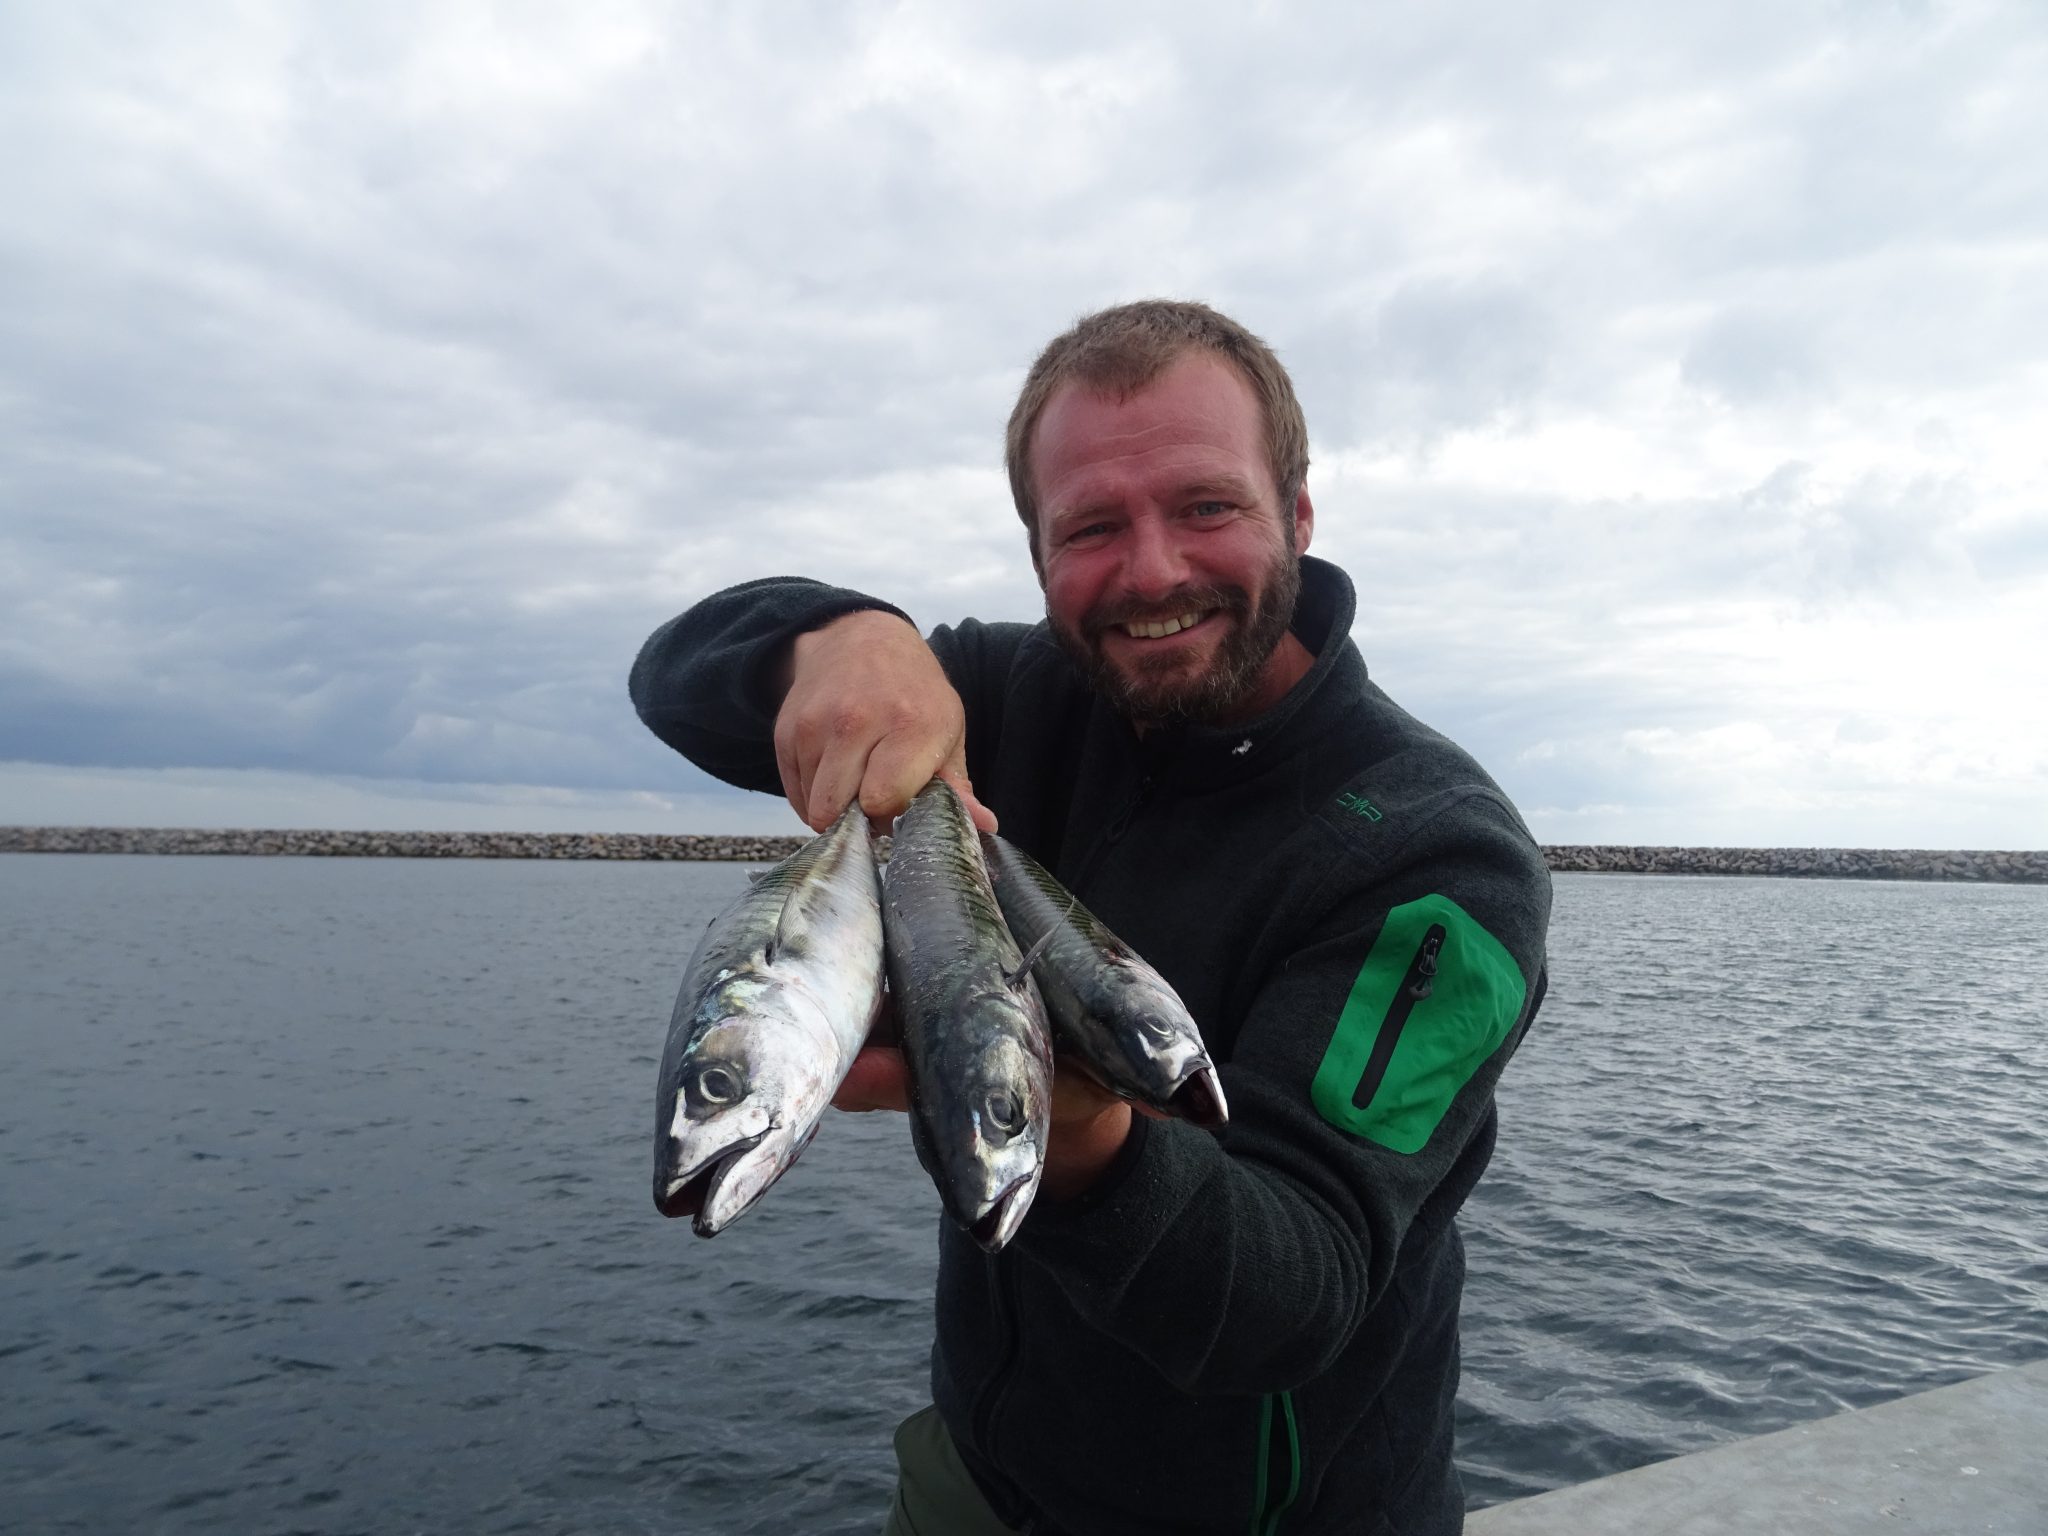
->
[1005, 925, 1057, 991]
[1005, 884, 1077, 989]
[765, 884, 802, 965]
[765, 830, 844, 963]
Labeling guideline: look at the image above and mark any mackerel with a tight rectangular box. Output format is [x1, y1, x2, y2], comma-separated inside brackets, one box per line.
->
[653, 803, 885, 1236]
[981, 832, 1228, 1128]
[884, 781, 1053, 1251]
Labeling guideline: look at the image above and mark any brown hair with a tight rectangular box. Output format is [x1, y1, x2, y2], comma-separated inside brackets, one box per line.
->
[1004, 299, 1309, 566]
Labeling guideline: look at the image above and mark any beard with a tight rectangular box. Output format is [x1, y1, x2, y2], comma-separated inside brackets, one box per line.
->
[1048, 537, 1302, 728]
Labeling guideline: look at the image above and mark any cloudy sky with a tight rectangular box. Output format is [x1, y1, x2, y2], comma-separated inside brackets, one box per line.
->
[3, 1, 2043, 846]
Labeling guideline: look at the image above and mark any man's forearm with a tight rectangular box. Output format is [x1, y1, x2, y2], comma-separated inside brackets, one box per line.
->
[627, 577, 912, 793]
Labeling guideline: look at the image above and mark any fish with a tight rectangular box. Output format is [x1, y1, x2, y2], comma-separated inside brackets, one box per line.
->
[981, 832, 1228, 1129]
[652, 802, 886, 1236]
[883, 780, 1054, 1251]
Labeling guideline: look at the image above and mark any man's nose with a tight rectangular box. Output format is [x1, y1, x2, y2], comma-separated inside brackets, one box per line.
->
[1121, 516, 1189, 599]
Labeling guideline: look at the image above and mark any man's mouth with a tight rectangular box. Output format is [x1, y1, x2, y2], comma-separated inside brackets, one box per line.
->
[1117, 610, 1215, 641]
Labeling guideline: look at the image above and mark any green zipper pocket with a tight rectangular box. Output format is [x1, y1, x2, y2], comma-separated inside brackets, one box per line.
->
[1310, 894, 1526, 1152]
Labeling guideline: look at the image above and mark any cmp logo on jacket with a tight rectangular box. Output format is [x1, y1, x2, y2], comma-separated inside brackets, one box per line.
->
[1310, 894, 1526, 1152]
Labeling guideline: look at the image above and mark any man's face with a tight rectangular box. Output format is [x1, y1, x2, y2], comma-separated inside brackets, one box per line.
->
[1030, 351, 1314, 727]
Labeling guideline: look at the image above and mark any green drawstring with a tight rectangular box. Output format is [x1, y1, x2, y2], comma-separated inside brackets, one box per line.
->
[1249, 1391, 1301, 1535]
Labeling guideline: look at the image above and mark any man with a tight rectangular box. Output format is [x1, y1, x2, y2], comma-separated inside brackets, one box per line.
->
[631, 300, 1551, 1535]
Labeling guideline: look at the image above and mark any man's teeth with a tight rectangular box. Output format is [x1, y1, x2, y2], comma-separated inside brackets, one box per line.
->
[1124, 612, 1205, 640]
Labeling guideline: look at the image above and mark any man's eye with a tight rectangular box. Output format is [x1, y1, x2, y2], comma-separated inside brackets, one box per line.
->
[1189, 500, 1230, 518]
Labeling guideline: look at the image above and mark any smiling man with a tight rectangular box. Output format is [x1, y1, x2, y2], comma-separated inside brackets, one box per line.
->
[631, 300, 1552, 1535]
[1024, 341, 1312, 729]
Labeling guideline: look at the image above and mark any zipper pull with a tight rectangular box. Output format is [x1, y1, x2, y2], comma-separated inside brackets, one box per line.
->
[1353, 923, 1449, 1111]
[1406, 929, 1444, 1000]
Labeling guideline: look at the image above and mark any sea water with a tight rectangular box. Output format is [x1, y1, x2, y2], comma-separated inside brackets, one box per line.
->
[1, 856, 2043, 1533]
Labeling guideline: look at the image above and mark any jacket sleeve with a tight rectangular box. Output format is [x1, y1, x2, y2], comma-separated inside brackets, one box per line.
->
[626, 577, 913, 792]
[1011, 791, 1551, 1396]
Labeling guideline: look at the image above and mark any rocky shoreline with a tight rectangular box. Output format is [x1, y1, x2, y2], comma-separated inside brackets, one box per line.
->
[2, 827, 2044, 883]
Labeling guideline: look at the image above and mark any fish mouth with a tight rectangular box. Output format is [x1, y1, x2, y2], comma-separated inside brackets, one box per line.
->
[1063, 1038, 1229, 1129]
[653, 1128, 770, 1233]
[1169, 1066, 1229, 1129]
[967, 1174, 1039, 1253]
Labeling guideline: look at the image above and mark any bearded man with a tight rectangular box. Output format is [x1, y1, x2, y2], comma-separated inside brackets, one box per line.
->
[630, 299, 1552, 1535]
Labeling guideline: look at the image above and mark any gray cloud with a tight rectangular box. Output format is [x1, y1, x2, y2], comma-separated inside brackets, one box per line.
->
[1682, 309, 1829, 406]
[1, 1, 2044, 842]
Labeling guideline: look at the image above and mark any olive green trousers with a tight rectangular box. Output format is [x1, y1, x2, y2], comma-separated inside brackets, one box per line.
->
[880, 1405, 1024, 1536]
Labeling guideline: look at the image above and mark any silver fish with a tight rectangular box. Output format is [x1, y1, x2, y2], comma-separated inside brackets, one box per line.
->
[884, 781, 1053, 1251]
[981, 832, 1228, 1129]
[653, 803, 885, 1236]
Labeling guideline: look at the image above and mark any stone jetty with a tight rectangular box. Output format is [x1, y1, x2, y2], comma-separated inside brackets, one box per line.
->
[1, 828, 2044, 882]
[0, 826, 806, 862]
[1540, 843, 2047, 883]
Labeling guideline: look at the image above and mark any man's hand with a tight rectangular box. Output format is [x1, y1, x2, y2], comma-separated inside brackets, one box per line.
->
[1040, 1063, 1168, 1202]
[774, 610, 997, 834]
[832, 1044, 913, 1113]
[831, 1044, 1166, 1201]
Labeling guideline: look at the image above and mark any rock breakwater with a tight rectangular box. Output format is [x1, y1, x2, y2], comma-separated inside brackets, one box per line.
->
[0, 826, 808, 862]
[1541, 844, 2047, 883]
[2, 828, 2043, 883]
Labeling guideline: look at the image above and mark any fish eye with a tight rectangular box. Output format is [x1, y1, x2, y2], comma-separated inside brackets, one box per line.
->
[694, 1064, 744, 1106]
[1138, 1012, 1178, 1039]
[984, 1089, 1023, 1136]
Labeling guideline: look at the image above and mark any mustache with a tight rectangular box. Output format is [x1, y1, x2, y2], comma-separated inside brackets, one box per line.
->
[1081, 585, 1249, 637]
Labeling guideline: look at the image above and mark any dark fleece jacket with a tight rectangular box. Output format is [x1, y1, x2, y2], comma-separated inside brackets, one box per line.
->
[629, 556, 1551, 1536]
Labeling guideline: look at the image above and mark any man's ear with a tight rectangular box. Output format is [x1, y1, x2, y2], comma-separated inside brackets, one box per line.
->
[1294, 486, 1315, 555]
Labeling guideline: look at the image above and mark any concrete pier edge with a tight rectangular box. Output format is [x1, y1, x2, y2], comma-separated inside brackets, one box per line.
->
[1, 828, 2044, 882]
[1466, 1358, 2048, 1535]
